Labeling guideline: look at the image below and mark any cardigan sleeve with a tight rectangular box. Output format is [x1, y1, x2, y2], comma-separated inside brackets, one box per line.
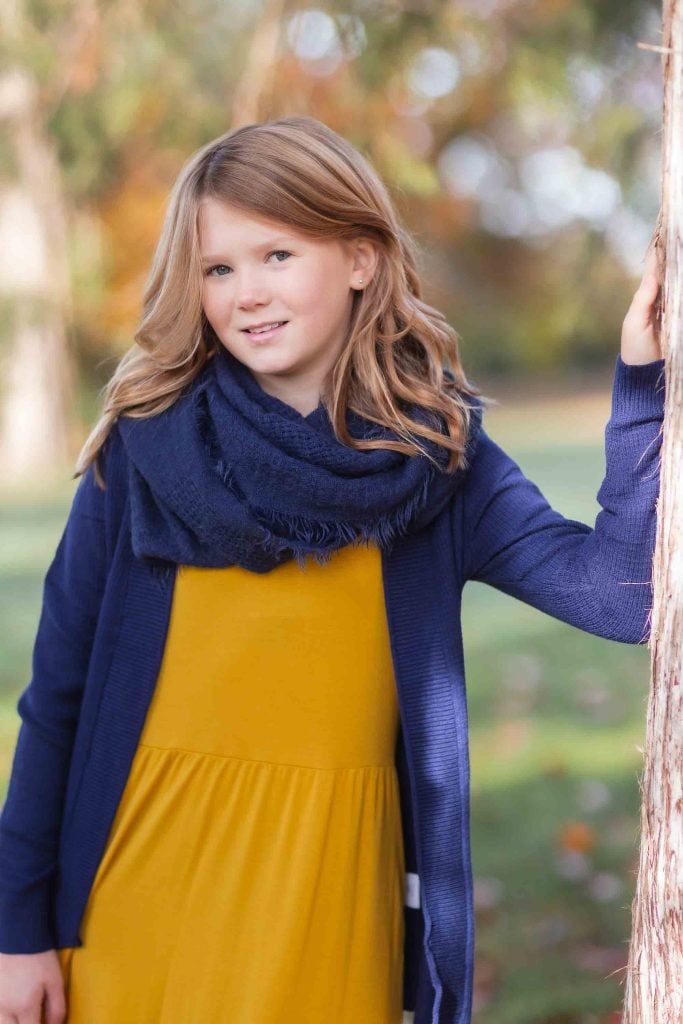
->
[461, 354, 666, 644]
[0, 455, 111, 953]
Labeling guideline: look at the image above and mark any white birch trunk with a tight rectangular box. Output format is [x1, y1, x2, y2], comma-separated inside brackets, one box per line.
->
[0, 6, 77, 483]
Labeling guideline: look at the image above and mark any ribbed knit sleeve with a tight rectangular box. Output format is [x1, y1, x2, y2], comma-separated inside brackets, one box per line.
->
[461, 354, 666, 644]
[0, 457, 110, 953]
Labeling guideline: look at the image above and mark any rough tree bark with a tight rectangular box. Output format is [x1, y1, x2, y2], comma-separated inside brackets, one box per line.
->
[622, 3, 682, 1021]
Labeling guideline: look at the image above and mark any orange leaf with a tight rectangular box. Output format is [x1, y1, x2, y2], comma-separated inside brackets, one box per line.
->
[557, 820, 596, 854]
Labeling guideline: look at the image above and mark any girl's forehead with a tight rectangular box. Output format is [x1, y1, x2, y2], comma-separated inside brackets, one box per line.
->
[198, 199, 307, 245]
[197, 201, 352, 259]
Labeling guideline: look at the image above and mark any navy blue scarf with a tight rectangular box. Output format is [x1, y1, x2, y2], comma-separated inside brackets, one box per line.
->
[117, 344, 484, 572]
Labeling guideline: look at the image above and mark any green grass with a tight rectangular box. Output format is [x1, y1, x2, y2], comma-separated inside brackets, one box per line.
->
[463, 397, 649, 1023]
[0, 483, 77, 768]
[0, 385, 650, 1023]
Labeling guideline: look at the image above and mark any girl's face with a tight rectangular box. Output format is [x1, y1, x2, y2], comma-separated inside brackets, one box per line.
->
[198, 199, 377, 416]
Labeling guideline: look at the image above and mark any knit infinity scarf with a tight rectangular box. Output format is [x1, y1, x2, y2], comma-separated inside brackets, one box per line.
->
[117, 344, 484, 573]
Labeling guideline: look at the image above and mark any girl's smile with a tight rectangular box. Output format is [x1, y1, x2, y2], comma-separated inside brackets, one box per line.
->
[242, 320, 288, 342]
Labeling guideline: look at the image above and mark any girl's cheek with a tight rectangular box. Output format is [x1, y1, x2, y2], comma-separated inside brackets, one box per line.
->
[202, 289, 223, 319]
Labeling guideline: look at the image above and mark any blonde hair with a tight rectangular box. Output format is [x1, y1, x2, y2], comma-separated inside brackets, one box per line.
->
[75, 115, 493, 488]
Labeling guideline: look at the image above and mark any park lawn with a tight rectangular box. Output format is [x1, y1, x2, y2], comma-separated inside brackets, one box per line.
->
[0, 380, 650, 1024]
[464, 383, 649, 1024]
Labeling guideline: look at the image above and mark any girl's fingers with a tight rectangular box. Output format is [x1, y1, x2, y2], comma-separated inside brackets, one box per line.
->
[621, 237, 663, 363]
[42, 981, 66, 1024]
[643, 243, 658, 267]
[629, 278, 658, 319]
[636, 273, 659, 304]
[631, 247, 661, 310]
[641, 245, 661, 285]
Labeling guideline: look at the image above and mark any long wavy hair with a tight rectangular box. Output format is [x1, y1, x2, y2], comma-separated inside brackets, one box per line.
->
[75, 115, 494, 488]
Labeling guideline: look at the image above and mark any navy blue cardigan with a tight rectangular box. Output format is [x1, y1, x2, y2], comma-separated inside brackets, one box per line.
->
[0, 354, 666, 1024]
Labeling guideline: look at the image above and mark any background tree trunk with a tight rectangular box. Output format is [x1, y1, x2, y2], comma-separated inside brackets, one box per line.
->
[622, 3, 682, 1020]
[0, 1, 79, 482]
[230, 0, 288, 128]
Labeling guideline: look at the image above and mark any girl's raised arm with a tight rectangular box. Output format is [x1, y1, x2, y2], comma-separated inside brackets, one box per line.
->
[461, 354, 666, 644]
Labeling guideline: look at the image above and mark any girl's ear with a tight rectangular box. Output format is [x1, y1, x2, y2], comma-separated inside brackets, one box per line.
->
[350, 236, 379, 285]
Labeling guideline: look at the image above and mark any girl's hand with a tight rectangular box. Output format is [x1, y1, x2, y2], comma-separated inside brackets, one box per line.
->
[0, 949, 66, 1024]
[620, 243, 663, 365]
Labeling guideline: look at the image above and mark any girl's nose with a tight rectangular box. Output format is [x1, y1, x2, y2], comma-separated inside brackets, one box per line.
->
[235, 272, 270, 307]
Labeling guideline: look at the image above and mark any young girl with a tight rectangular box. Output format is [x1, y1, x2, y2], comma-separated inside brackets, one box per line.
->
[0, 116, 665, 1024]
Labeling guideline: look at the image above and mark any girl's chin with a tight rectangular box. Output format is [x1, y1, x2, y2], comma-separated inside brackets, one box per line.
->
[219, 341, 290, 368]
[238, 350, 301, 376]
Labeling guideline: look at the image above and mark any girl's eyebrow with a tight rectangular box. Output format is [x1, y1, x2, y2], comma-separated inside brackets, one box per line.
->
[200, 236, 299, 263]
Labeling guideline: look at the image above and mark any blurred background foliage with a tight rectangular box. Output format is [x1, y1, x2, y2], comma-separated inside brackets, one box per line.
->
[0, 2, 664, 1021]
[0, 0, 664, 464]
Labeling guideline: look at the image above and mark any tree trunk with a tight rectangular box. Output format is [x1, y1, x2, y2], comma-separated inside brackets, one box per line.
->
[622, 3, 682, 1021]
[0, 6, 77, 483]
[230, 0, 288, 128]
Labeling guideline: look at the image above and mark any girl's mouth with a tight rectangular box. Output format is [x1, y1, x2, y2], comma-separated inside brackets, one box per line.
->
[242, 321, 288, 342]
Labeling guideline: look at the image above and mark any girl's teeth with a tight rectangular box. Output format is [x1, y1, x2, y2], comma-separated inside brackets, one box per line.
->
[250, 322, 283, 334]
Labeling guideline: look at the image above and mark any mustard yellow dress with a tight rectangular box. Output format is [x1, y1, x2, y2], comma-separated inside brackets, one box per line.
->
[57, 541, 406, 1023]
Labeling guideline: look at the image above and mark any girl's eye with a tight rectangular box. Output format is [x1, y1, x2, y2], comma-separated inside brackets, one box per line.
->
[205, 251, 292, 277]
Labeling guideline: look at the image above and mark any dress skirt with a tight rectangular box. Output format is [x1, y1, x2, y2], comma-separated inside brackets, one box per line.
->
[57, 540, 406, 1023]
